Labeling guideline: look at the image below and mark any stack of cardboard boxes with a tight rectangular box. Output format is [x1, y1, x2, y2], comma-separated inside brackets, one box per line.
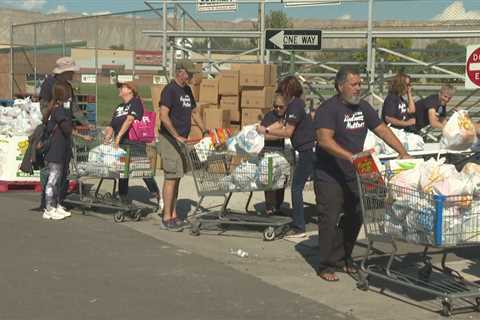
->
[150, 63, 278, 142]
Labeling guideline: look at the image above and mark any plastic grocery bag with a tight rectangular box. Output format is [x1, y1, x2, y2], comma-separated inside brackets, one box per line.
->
[235, 125, 264, 154]
[231, 161, 258, 189]
[442, 110, 477, 150]
[256, 152, 290, 188]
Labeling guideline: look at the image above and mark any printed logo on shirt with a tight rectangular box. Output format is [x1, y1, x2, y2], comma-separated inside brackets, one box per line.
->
[114, 104, 131, 118]
[344, 111, 365, 130]
[398, 101, 407, 114]
[180, 95, 192, 108]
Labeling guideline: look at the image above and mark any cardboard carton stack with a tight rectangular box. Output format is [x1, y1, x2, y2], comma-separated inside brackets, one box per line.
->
[238, 64, 277, 127]
[151, 63, 278, 141]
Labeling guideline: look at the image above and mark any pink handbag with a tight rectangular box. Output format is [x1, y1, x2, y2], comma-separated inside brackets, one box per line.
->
[128, 99, 156, 143]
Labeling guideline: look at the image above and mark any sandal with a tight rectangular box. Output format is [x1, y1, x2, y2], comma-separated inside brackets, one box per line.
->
[318, 272, 339, 282]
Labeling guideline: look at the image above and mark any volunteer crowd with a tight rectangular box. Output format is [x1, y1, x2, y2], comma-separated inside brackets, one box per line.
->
[36, 57, 462, 282]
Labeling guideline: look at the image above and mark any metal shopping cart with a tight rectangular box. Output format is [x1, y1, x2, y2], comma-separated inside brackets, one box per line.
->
[65, 128, 158, 222]
[181, 142, 293, 241]
[356, 171, 480, 316]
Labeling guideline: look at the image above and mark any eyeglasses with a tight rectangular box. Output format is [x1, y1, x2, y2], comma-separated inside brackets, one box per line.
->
[273, 104, 285, 109]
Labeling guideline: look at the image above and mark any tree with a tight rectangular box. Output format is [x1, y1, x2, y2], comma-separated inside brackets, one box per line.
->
[266, 10, 293, 29]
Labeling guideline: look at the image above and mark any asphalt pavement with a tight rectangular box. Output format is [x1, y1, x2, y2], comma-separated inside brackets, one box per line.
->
[0, 192, 352, 320]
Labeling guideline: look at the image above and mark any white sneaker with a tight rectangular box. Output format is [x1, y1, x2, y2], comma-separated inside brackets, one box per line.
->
[43, 208, 65, 220]
[56, 205, 72, 218]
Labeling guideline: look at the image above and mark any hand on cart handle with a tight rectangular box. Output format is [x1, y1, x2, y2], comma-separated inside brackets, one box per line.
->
[175, 136, 188, 144]
[256, 125, 267, 135]
[398, 153, 412, 160]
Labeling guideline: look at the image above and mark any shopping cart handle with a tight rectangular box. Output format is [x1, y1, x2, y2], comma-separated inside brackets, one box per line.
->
[185, 138, 201, 145]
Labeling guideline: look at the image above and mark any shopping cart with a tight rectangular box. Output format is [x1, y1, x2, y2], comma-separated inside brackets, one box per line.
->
[181, 141, 293, 241]
[356, 171, 480, 316]
[65, 128, 158, 222]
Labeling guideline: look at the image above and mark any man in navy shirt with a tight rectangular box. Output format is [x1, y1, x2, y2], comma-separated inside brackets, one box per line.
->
[314, 66, 409, 282]
[415, 84, 455, 132]
[158, 60, 207, 231]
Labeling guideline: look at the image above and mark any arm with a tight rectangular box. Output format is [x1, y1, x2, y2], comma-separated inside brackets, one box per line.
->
[384, 116, 415, 128]
[160, 105, 186, 142]
[260, 123, 295, 138]
[316, 128, 354, 162]
[372, 123, 410, 158]
[114, 115, 135, 147]
[191, 108, 206, 133]
[428, 108, 444, 129]
[72, 129, 94, 142]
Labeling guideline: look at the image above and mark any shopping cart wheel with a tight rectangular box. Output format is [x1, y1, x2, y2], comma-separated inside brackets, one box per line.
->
[113, 211, 125, 223]
[441, 299, 452, 317]
[263, 226, 276, 241]
[475, 297, 480, 312]
[190, 220, 201, 237]
[133, 209, 143, 222]
[357, 271, 369, 291]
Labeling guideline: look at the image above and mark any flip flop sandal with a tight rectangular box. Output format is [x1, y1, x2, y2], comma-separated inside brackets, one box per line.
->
[318, 272, 339, 282]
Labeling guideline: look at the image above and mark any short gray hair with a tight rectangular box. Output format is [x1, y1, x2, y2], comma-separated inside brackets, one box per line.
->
[335, 66, 360, 92]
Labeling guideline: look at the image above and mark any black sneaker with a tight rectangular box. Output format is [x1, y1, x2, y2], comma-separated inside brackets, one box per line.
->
[173, 218, 190, 228]
[166, 220, 184, 232]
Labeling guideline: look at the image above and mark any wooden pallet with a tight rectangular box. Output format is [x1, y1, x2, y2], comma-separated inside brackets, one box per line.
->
[0, 180, 42, 193]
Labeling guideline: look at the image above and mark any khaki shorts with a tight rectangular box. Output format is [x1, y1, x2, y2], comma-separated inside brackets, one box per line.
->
[157, 134, 187, 179]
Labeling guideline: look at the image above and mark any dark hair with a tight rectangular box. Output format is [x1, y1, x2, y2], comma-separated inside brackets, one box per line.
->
[389, 72, 410, 96]
[278, 76, 303, 100]
[335, 66, 360, 92]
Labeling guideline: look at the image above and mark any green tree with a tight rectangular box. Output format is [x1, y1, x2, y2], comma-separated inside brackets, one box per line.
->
[266, 10, 293, 29]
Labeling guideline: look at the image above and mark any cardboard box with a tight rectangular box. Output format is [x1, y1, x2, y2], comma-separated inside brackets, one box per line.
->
[191, 84, 200, 102]
[220, 96, 241, 122]
[203, 108, 231, 129]
[270, 64, 278, 87]
[219, 70, 240, 95]
[241, 87, 276, 109]
[239, 64, 271, 87]
[188, 125, 203, 140]
[241, 108, 269, 127]
[199, 79, 219, 104]
[150, 85, 165, 109]
[352, 149, 384, 189]
[191, 73, 203, 85]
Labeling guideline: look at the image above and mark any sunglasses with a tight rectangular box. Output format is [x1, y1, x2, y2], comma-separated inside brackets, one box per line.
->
[273, 104, 285, 109]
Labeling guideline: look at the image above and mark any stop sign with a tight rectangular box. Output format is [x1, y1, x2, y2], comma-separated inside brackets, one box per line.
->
[466, 45, 480, 89]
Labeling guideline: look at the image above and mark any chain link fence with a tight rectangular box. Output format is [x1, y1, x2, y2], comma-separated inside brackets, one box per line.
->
[8, 0, 480, 125]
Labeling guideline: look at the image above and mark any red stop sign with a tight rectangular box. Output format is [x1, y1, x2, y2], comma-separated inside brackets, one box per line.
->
[467, 47, 480, 87]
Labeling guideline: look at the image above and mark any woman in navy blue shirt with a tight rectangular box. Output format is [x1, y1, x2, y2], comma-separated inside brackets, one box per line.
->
[260, 94, 287, 215]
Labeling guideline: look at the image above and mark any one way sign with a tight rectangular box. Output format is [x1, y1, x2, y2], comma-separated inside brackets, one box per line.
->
[266, 29, 322, 51]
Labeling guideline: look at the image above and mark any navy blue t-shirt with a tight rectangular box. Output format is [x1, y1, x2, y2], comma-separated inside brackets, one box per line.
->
[110, 96, 144, 138]
[45, 106, 73, 164]
[314, 95, 382, 183]
[285, 97, 315, 152]
[381, 93, 409, 128]
[415, 94, 446, 131]
[159, 81, 196, 138]
[261, 110, 285, 149]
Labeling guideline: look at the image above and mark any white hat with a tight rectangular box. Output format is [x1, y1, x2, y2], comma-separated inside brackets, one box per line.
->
[53, 57, 80, 74]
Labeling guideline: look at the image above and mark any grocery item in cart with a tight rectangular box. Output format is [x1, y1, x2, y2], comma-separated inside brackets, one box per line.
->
[235, 125, 264, 154]
[255, 152, 290, 188]
[88, 144, 127, 166]
[231, 160, 258, 189]
[441, 110, 476, 151]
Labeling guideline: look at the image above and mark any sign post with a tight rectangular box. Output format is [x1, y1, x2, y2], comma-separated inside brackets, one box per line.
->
[466, 45, 480, 89]
[266, 29, 322, 51]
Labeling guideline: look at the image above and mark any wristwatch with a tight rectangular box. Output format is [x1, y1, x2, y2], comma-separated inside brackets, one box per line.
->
[265, 128, 270, 134]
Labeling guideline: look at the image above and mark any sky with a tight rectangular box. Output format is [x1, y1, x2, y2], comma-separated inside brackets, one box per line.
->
[1, 0, 480, 21]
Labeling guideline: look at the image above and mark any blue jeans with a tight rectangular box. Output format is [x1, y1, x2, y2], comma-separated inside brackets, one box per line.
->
[291, 149, 314, 232]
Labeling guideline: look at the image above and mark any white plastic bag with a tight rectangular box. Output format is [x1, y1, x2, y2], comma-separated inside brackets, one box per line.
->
[235, 125, 264, 154]
[256, 152, 290, 188]
[88, 144, 127, 166]
[232, 161, 258, 189]
[441, 110, 477, 150]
